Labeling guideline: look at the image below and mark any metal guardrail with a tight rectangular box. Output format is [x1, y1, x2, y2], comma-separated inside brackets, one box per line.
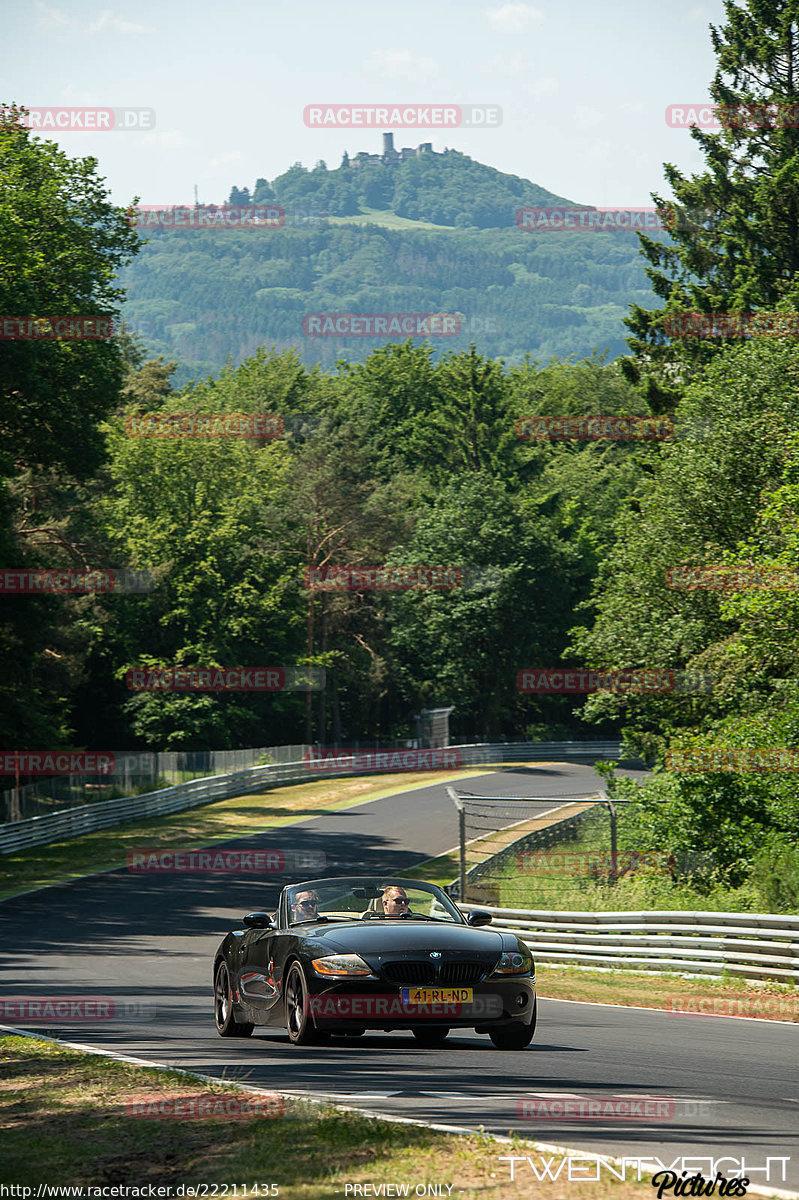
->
[458, 903, 799, 982]
[0, 740, 627, 855]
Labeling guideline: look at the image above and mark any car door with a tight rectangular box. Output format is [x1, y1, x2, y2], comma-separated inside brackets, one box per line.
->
[237, 919, 280, 1022]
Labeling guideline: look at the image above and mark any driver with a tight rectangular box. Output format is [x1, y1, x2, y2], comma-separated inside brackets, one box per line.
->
[381, 886, 415, 916]
[290, 888, 319, 923]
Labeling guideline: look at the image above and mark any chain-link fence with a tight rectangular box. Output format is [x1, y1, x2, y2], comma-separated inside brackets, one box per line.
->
[0, 745, 309, 823]
[448, 788, 713, 909]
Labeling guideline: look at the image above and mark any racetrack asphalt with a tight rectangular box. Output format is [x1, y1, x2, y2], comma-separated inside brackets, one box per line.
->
[1, 762, 797, 1191]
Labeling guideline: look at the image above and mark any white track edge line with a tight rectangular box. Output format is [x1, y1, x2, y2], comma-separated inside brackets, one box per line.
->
[1, 1023, 796, 1200]
[538, 995, 799, 1026]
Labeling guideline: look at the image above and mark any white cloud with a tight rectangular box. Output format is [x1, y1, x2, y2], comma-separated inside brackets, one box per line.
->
[34, 4, 153, 34]
[210, 150, 243, 168]
[142, 130, 188, 148]
[363, 49, 439, 82]
[88, 10, 155, 34]
[573, 105, 606, 131]
[486, 4, 544, 33]
[526, 77, 557, 98]
[34, 2, 75, 28]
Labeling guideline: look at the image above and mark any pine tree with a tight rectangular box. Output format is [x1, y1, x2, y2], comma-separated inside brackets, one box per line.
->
[623, 0, 799, 409]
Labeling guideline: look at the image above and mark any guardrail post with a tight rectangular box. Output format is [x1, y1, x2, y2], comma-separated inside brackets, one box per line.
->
[459, 805, 466, 903]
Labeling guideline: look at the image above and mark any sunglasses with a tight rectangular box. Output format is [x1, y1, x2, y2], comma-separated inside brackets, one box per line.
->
[296, 899, 317, 908]
[387, 896, 408, 904]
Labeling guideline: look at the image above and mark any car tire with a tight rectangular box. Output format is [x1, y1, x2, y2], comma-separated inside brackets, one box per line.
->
[214, 961, 254, 1038]
[411, 1026, 450, 1047]
[284, 963, 330, 1045]
[488, 1001, 536, 1050]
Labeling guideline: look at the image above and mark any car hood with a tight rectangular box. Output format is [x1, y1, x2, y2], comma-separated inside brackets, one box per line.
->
[301, 920, 507, 956]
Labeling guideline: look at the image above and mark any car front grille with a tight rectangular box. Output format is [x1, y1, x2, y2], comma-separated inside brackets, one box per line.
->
[438, 962, 487, 986]
[381, 961, 488, 987]
[382, 962, 435, 986]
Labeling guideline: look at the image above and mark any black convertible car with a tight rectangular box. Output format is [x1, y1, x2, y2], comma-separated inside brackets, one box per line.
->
[213, 876, 536, 1049]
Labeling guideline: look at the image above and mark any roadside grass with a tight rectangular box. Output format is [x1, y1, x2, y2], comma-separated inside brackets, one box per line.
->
[0, 1035, 663, 1198]
[535, 965, 799, 1022]
[0, 768, 490, 901]
[322, 206, 456, 231]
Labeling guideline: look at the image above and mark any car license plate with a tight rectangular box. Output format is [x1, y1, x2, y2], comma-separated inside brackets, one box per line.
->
[401, 987, 473, 1004]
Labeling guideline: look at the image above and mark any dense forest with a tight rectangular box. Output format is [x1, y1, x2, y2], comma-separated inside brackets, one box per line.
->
[3, 0, 799, 909]
[121, 151, 660, 386]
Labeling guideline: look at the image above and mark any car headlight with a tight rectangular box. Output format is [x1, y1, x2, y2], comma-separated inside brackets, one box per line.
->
[490, 950, 533, 976]
[310, 954, 374, 978]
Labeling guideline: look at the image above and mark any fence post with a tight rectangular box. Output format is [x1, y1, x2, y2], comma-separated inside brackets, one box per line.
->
[459, 806, 467, 903]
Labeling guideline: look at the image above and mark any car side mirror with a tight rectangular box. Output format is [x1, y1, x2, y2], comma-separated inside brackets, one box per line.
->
[243, 912, 273, 929]
[466, 909, 492, 926]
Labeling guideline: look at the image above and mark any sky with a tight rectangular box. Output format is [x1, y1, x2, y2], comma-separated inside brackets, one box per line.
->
[3, 0, 727, 209]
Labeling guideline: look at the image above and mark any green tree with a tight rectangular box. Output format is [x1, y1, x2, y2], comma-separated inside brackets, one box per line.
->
[624, 0, 799, 408]
[0, 109, 138, 748]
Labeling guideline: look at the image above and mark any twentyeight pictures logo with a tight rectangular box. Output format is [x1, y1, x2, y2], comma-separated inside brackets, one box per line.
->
[303, 104, 501, 128]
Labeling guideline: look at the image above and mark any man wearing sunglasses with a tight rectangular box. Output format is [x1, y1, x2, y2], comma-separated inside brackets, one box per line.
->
[290, 888, 319, 923]
[381, 886, 416, 917]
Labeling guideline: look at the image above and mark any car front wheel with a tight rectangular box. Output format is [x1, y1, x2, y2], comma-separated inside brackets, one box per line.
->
[284, 963, 330, 1045]
[214, 961, 254, 1038]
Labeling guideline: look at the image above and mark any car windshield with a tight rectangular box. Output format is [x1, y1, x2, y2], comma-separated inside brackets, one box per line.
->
[285, 878, 463, 925]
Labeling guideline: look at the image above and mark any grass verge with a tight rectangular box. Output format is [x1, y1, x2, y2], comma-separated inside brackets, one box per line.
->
[535, 965, 799, 1021]
[0, 1035, 666, 1198]
[0, 768, 490, 901]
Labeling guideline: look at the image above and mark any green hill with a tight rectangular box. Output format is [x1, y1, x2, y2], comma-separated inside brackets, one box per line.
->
[121, 150, 663, 386]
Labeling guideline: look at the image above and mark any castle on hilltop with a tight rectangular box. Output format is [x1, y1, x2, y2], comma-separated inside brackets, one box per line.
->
[343, 133, 442, 168]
